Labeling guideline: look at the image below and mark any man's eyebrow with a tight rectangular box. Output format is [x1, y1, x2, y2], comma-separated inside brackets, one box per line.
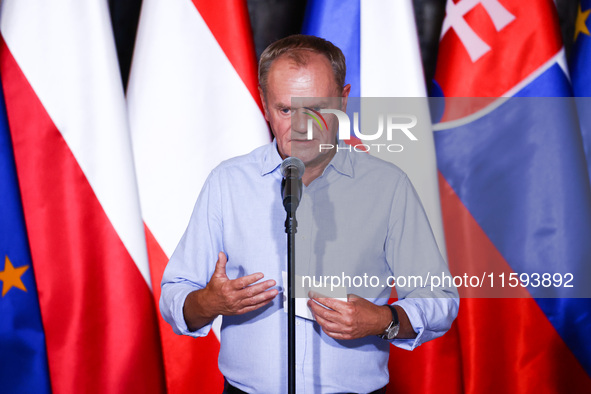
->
[305, 101, 331, 108]
[273, 102, 290, 109]
[304, 101, 336, 109]
[273, 100, 333, 110]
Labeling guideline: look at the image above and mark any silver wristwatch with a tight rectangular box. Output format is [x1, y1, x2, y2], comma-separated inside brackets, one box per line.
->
[379, 304, 400, 340]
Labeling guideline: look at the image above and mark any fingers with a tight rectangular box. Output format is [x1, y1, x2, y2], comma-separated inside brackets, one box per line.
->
[235, 286, 279, 314]
[226, 273, 278, 314]
[313, 312, 349, 340]
[227, 281, 278, 315]
[209, 251, 279, 315]
[309, 301, 354, 340]
[307, 298, 340, 323]
[307, 293, 368, 340]
[237, 297, 276, 315]
[347, 293, 361, 301]
[213, 251, 267, 289]
[307, 291, 350, 328]
[237, 278, 277, 298]
[212, 252, 228, 278]
[308, 291, 347, 312]
[232, 272, 266, 290]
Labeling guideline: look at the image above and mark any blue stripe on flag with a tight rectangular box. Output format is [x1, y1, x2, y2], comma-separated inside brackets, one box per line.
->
[302, 0, 360, 96]
[0, 73, 51, 393]
[535, 297, 591, 377]
[514, 63, 572, 97]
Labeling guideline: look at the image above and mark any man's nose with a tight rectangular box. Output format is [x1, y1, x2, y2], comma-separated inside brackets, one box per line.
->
[291, 110, 308, 135]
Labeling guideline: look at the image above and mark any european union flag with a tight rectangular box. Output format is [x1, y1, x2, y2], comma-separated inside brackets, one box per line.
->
[0, 74, 51, 392]
[570, 0, 591, 182]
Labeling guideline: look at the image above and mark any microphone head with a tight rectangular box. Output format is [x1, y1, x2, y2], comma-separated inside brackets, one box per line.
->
[280, 157, 305, 179]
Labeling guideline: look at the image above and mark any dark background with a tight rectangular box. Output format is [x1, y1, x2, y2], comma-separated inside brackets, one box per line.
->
[108, 0, 578, 91]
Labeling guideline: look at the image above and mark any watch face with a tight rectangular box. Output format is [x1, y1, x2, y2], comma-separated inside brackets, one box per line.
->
[387, 324, 400, 340]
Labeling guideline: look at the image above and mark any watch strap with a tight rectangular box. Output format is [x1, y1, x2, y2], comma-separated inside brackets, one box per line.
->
[386, 304, 399, 325]
[379, 304, 400, 340]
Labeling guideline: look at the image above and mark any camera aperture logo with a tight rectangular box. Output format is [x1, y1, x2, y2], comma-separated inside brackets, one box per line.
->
[303, 107, 328, 131]
[305, 108, 419, 153]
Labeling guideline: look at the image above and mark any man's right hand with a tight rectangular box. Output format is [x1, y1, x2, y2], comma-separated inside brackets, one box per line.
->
[183, 252, 278, 331]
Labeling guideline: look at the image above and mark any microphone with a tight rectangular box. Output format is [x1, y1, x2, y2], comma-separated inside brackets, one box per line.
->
[280, 157, 305, 212]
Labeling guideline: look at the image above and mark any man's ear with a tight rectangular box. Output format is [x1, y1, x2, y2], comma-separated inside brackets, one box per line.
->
[341, 84, 351, 111]
[259, 86, 270, 122]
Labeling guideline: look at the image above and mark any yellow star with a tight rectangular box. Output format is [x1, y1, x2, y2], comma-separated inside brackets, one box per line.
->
[575, 3, 591, 42]
[0, 256, 29, 296]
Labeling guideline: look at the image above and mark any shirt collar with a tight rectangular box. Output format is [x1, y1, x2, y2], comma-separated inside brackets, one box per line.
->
[325, 140, 354, 178]
[261, 140, 283, 176]
[260, 139, 355, 178]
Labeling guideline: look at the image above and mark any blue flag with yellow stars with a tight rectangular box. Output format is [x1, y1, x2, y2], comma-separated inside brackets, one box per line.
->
[570, 0, 591, 182]
[0, 74, 51, 392]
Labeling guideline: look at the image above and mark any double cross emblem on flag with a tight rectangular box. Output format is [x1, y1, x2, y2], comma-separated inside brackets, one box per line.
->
[441, 0, 516, 62]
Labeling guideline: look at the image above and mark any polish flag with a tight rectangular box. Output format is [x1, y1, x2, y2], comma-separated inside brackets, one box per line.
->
[0, 0, 165, 392]
[127, 0, 269, 392]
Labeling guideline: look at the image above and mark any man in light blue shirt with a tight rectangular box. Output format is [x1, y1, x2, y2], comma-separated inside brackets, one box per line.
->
[160, 35, 458, 393]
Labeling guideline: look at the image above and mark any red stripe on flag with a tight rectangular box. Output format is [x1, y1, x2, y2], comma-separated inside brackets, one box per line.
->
[388, 321, 464, 394]
[145, 225, 224, 394]
[192, 0, 263, 113]
[438, 173, 591, 392]
[0, 39, 166, 393]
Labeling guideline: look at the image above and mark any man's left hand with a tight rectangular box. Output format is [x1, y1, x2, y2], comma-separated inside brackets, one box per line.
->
[307, 293, 392, 340]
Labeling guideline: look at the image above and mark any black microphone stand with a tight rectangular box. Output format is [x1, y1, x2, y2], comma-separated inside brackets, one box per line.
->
[280, 157, 303, 394]
[285, 204, 297, 394]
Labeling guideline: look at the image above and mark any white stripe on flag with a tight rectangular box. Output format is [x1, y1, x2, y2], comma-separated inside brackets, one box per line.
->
[1, 0, 152, 286]
[360, 0, 447, 258]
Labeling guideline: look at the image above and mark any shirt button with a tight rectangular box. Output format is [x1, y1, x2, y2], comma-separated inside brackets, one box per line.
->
[296, 320, 301, 326]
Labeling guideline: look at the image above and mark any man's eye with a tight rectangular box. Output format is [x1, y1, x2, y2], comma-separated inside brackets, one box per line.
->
[280, 108, 291, 114]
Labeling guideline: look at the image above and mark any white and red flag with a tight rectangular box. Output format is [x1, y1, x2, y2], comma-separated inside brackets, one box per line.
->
[127, 0, 269, 392]
[0, 0, 166, 392]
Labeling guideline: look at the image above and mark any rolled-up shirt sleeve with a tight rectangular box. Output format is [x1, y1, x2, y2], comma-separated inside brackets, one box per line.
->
[386, 175, 459, 350]
[160, 169, 224, 338]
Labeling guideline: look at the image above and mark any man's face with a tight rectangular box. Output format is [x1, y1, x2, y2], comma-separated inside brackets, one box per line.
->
[260, 53, 350, 172]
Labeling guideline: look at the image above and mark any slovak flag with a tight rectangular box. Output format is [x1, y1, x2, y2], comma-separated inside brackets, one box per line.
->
[127, 0, 269, 392]
[435, 0, 591, 392]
